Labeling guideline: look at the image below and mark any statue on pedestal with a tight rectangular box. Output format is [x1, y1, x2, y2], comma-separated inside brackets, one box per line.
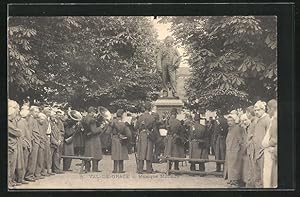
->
[156, 36, 181, 98]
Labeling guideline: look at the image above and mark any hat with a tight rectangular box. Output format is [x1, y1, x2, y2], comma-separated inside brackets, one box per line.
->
[239, 113, 249, 122]
[38, 113, 47, 120]
[56, 109, 65, 116]
[116, 109, 124, 118]
[144, 101, 152, 111]
[8, 99, 19, 109]
[87, 106, 96, 113]
[254, 100, 267, 110]
[68, 110, 82, 121]
[226, 113, 239, 123]
[170, 108, 178, 115]
[30, 106, 39, 112]
[8, 106, 16, 116]
[20, 108, 30, 118]
[43, 106, 52, 113]
[194, 113, 200, 121]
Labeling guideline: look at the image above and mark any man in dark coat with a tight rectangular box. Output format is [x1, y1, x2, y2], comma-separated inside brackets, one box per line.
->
[107, 109, 132, 173]
[63, 110, 82, 171]
[49, 112, 64, 174]
[189, 114, 209, 172]
[81, 107, 104, 172]
[134, 102, 157, 174]
[164, 108, 185, 170]
[213, 114, 229, 172]
[25, 106, 41, 181]
[224, 114, 244, 188]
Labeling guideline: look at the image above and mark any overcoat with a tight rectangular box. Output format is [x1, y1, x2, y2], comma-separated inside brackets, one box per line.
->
[224, 125, 244, 181]
[81, 114, 103, 160]
[63, 121, 77, 156]
[213, 116, 228, 161]
[164, 117, 185, 158]
[189, 121, 209, 160]
[108, 119, 132, 160]
[17, 118, 32, 151]
[262, 115, 277, 188]
[135, 111, 156, 160]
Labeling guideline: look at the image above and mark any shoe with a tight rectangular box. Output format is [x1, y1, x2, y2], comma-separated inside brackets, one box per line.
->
[39, 176, 45, 179]
[21, 181, 29, 184]
[112, 170, 118, 173]
[54, 171, 64, 174]
[24, 177, 36, 182]
[119, 171, 125, 173]
[92, 170, 101, 172]
[14, 182, 22, 186]
[48, 172, 55, 175]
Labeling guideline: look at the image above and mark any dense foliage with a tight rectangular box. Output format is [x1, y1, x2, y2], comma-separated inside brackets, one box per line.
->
[159, 16, 277, 113]
[8, 16, 161, 112]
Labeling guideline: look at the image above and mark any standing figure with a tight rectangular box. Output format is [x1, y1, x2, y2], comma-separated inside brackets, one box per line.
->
[8, 100, 22, 188]
[156, 36, 181, 97]
[135, 102, 157, 174]
[17, 107, 32, 182]
[253, 101, 271, 188]
[25, 106, 40, 181]
[81, 107, 104, 172]
[63, 110, 82, 171]
[224, 114, 244, 188]
[244, 106, 257, 187]
[189, 114, 209, 172]
[262, 99, 277, 188]
[213, 114, 228, 172]
[108, 109, 132, 173]
[164, 108, 185, 170]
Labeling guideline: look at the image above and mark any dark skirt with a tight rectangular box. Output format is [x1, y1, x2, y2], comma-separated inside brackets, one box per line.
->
[189, 140, 208, 159]
[84, 135, 102, 160]
[164, 135, 185, 158]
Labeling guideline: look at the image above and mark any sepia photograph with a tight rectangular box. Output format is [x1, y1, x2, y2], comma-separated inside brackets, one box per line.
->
[7, 14, 279, 190]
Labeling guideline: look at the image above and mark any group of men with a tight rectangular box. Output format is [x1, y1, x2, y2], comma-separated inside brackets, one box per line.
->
[8, 99, 70, 188]
[8, 98, 277, 189]
[222, 99, 278, 188]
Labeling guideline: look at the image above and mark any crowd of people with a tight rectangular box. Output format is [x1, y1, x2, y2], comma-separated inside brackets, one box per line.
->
[8, 98, 277, 189]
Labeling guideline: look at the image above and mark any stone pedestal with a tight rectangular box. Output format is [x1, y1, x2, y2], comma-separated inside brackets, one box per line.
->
[153, 97, 184, 118]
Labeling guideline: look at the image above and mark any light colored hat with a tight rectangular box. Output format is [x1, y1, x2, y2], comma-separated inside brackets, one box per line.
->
[21, 104, 30, 110]
[20, 109, 30, 118]
[30, 106, 39, 112]
[226, 113, 240, 123]
[68, 110, 82, 121]
[56, 109, 65, 116]
[239, 113, 249, 122]
[254, 100, 267, 110]
[38, 113, 47, 120]
[8, 106, 16, 116]
[8, 99, 19, 109]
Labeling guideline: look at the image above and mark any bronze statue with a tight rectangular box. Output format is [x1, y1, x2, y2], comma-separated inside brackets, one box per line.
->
[156, 36, 181, 98]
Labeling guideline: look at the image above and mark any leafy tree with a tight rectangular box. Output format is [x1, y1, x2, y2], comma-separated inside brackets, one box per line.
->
[8, 16, 161, 112]
[159, 16, 277, 113]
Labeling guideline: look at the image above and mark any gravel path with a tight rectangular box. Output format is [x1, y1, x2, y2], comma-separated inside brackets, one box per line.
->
[14, 154, 228, 189]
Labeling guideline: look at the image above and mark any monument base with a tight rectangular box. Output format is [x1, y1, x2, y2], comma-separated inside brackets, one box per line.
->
[153, 97, 184, 118]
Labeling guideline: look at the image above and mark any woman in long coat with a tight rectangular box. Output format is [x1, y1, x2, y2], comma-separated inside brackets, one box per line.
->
[164, 108, 185, 170]
[214, 115, 228, 172]
[224, 114, 244, 187]
[107, 109, 132, 173]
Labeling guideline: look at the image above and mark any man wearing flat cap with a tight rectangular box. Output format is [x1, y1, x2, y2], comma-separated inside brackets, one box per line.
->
[164, 108, 185, 170]
[252, 101, 271, 188]
[81, 106, 104, 172]
[135, 102, 157, 174]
